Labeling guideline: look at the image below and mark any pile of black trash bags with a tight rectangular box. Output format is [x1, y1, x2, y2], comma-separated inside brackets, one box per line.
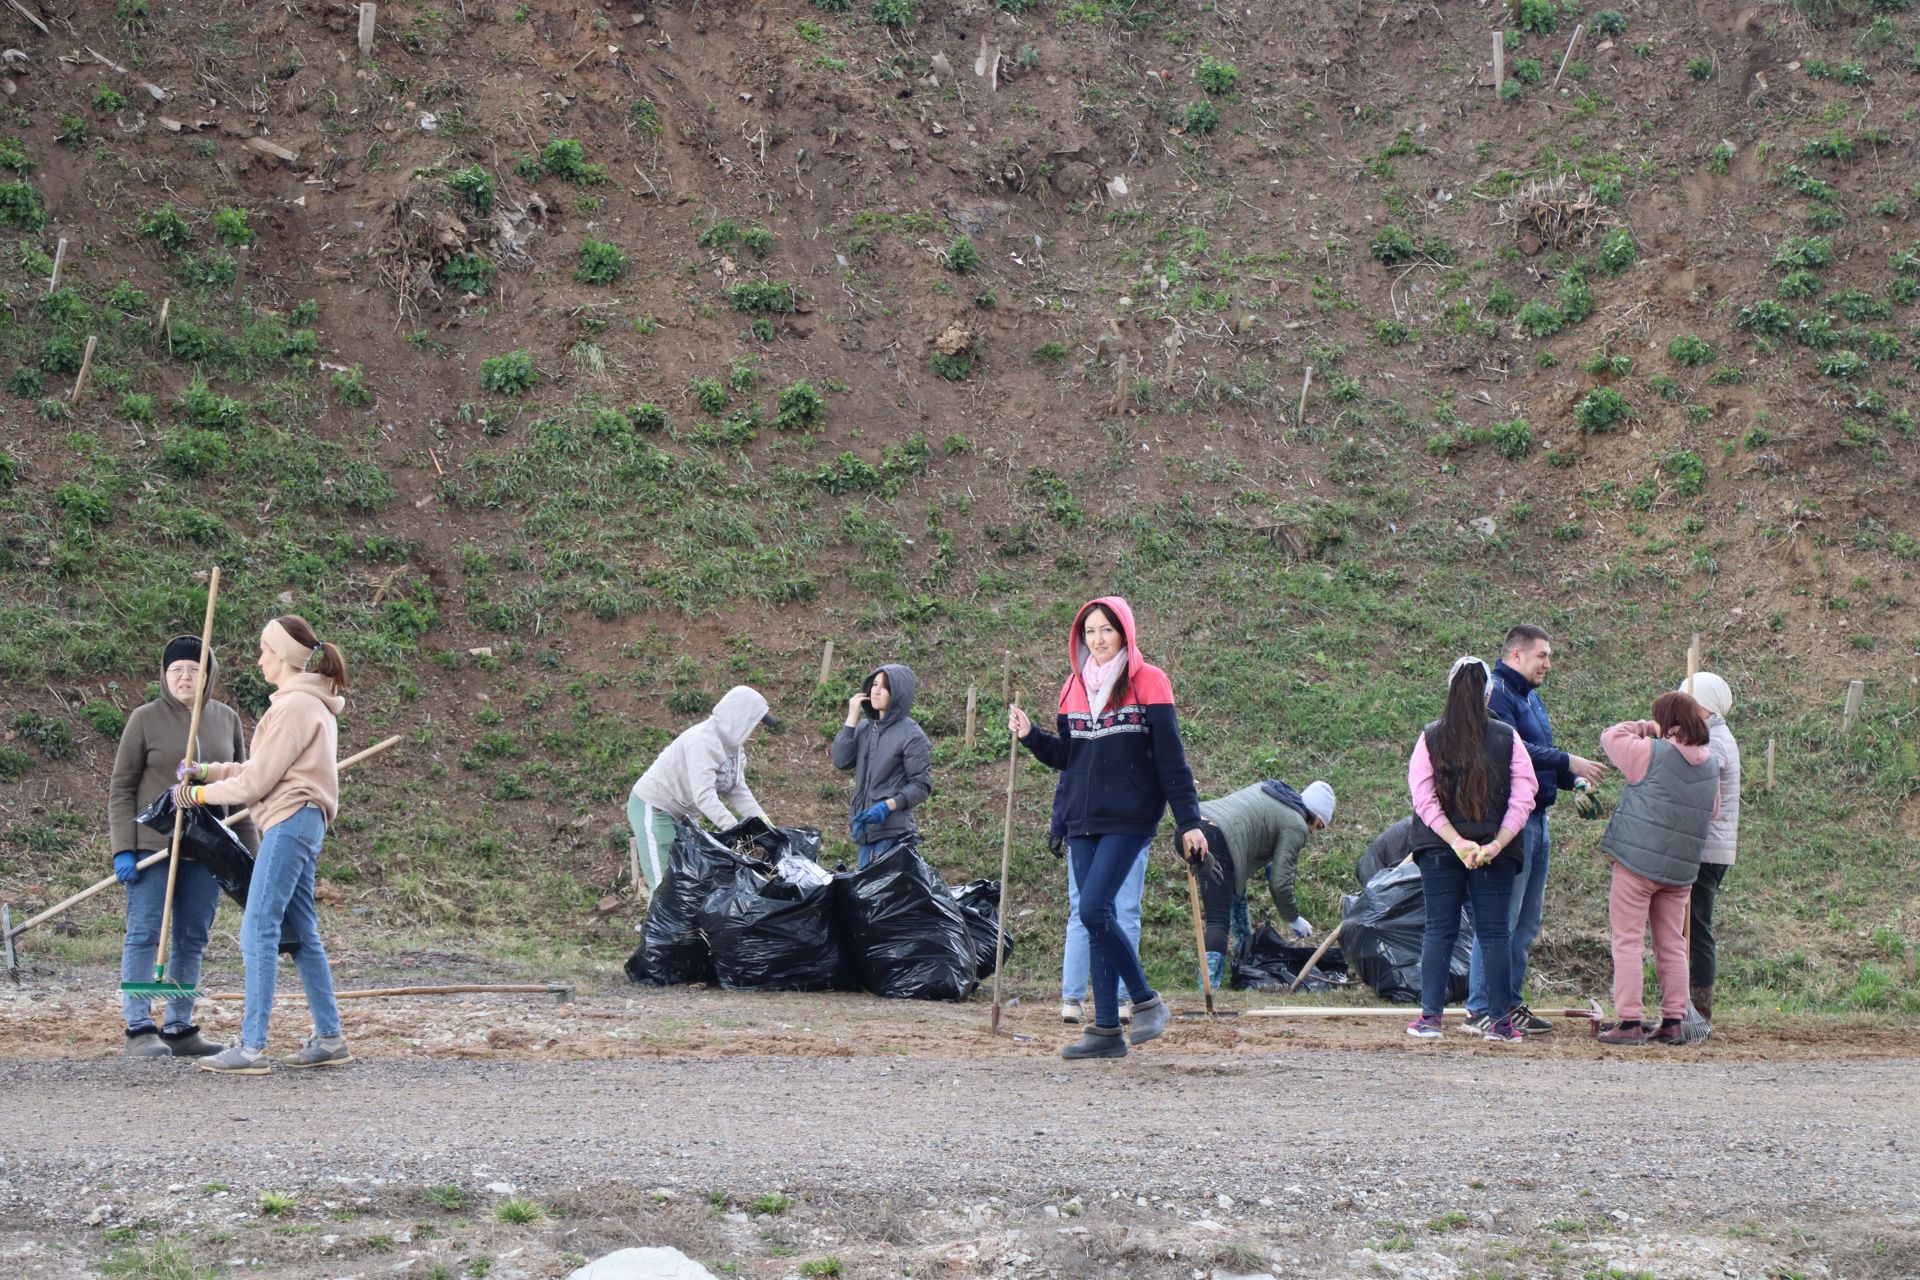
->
[624, 820, 1011, 1002]
[1337, 818, 1474, 1004]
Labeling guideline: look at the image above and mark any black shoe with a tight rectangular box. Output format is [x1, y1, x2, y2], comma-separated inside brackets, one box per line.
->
[1060, 1026, 1128, 1060]
[1511, 1004, 1554, 1035]
[161, 1024, 223, 1057]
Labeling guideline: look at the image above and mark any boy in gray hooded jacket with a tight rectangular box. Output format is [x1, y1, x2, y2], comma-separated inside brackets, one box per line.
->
[831, 664, 934, 868]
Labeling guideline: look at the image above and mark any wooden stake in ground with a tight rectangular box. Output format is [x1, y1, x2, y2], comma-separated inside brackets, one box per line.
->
[963, 684, 977, 751]
[357, 3, 376, 55]
[1550, 23, 1585, 91]
[156, 297, 172, 354]
[989, 691, 1020, 1036]
[47, 237, 66, 294]
[1765, 737, 1776, 791]
[817, 639, 834, 686]
[230, 244, 248, 303]
[1295, 365, 1313, 426]
[1842, 679, 1863, 734]
[1492, 32, 1504, 92]
[68, 335, 97, 402]
[1685, 634, 1700, 699]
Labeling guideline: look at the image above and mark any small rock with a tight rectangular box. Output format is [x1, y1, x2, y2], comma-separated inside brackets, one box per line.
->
[1470, 516, 1497, 536]
[485, 1181, 517, 1195]
[565, 1248, 719, 1280]
[82, 1205, 112, 1226]
[1215, 1194, 1233, 1210]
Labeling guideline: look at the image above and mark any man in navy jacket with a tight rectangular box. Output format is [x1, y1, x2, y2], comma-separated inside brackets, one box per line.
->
[1463, 624, 1608, 1034]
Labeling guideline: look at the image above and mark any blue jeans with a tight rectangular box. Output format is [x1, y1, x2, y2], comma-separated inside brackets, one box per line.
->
[240, 807, 341, 1050]
[1417, 849, 1519, 1019]
[121, 857, 221, 1032]
[1061, 838, 1147, 1001]
[1466, 811, 1550, 1016]
[1067, 834, 1156, 1029]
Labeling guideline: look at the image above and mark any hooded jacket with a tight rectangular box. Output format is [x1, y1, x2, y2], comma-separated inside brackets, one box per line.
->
[631, 685, 769, 828]
[1598, 720, 1721, 887]
[830, 663, 934, 843]
[1017, 596, 1203, 842]
[197, 672, 345, 832]
[108, 639, 259, 856]
[1489, 660, 1576, 813]
[1701, 713, 1741, 866]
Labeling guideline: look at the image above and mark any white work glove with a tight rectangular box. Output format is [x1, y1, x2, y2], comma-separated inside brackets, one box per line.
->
[1290, 915, 1313, 939]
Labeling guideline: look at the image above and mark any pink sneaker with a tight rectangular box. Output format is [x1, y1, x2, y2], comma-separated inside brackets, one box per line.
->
[1405, 1014, 1443, 1039]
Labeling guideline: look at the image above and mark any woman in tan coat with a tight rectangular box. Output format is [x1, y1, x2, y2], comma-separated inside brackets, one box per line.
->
[176, 616, 350, 1075]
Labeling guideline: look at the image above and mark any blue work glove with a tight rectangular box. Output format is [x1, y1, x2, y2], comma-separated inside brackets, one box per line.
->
[852, 800, 891, 839]
[113, 852, 140, 884]
[1290, 915, 1314, 939]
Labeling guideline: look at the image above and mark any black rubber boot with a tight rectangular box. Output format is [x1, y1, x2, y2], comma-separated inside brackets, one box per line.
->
[161, 1024, 223, 1057]
[1060, 1026, 1128, 1060]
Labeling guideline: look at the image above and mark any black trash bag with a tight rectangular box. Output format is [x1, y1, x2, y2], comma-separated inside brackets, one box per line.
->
[698, 873, 851, 992]
[626, 821, 762, 985]
[1339, 860, 1474, 1005]
[136, 791, 302, 956]
[715, 818, 825, 865]
[832, 843, 978, 1001]
[950, 878, 1014, 981]
[1228, 923, 1350, 993]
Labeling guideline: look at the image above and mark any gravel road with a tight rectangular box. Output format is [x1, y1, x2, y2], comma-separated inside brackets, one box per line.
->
[6, 1050, 1915, 1217]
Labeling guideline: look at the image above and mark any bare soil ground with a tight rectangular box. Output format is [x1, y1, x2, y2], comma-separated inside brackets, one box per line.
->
[4, 968, 1919, 1279]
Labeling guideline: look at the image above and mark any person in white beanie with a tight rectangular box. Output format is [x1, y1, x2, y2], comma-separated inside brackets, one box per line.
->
[1188, 778, 1336, 989]
[1677, 671, 1740, 1020]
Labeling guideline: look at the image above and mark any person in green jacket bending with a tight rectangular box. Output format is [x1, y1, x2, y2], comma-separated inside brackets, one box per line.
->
[1189, 779, 1335, 988]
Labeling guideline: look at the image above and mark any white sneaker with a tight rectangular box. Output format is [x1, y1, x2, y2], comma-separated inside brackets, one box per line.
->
[1059, 1000, 1083, 1024]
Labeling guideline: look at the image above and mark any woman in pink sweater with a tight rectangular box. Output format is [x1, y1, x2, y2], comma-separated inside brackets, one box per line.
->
[1403, 658, 1539, 1043]
[1595, 692, 1721, 1046]
[175, 616, 350, 1075]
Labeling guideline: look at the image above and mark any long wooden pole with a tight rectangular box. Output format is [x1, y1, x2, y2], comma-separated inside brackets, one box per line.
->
[1288, 921, 1344, 994]
[989, 690, 1019, 1035]
[4, 735, 401, 943]
[208, 983, 569, 1002]
[152, 567, 221, 986]
[1184, 864, 1214, 1016]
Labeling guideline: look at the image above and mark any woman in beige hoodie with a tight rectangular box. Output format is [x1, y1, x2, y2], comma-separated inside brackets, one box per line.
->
[176, 615, 350, 1075]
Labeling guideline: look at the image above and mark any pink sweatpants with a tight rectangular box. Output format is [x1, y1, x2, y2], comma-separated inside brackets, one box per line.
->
[1608, 862, 1692, 1021]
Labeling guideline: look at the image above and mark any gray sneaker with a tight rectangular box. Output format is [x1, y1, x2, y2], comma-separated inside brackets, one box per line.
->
[123, 1029, 169, 1058]
[282, 1034, 352, 1069]
[200, 1041, 270, 1075]
[1127, 994, 1170, 1046]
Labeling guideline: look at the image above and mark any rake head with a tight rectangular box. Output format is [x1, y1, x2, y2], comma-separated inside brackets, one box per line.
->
[121, 979, 198, 1000]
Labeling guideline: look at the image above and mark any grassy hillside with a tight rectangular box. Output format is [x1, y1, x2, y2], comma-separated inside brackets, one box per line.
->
[1, 0, 1916, 1013]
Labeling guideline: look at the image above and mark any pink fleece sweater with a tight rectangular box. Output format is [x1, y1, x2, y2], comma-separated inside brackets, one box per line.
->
[1599, 720, 1721, 818]
[1408, 730, 1538, 839]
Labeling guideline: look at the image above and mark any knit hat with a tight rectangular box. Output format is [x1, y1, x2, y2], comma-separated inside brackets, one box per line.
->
[1678, 671, 1732, 718]
[1301, 780, 1336, 827]
[163, 636, 202, 671]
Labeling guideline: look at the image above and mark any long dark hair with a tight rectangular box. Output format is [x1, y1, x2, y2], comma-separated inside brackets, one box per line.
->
[1432, 663, 1492, 823]
[1080, 602, 1130, 708]
[275, 614, 349, 693]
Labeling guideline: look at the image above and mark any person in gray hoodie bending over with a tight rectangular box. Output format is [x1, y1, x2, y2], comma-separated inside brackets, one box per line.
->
[627, 686, 778, 890]
[1189, 779, 1335, 989]
[831, 664, 935, 869]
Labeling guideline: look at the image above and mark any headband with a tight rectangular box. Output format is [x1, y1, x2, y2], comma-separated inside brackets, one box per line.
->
[263, 619, 316, 671]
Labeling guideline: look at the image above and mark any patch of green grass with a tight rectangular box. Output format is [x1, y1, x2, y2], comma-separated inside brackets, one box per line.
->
[258, 1190, 295, 1216]
[99, 1239, 220, 1279]
[575, 237, 629, 285]
[423, 1184, 469, 1210]
[492, 1196, 547, 1225]
[751, 1193, 792, 1215]
[798, 1260, 843, 1278]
